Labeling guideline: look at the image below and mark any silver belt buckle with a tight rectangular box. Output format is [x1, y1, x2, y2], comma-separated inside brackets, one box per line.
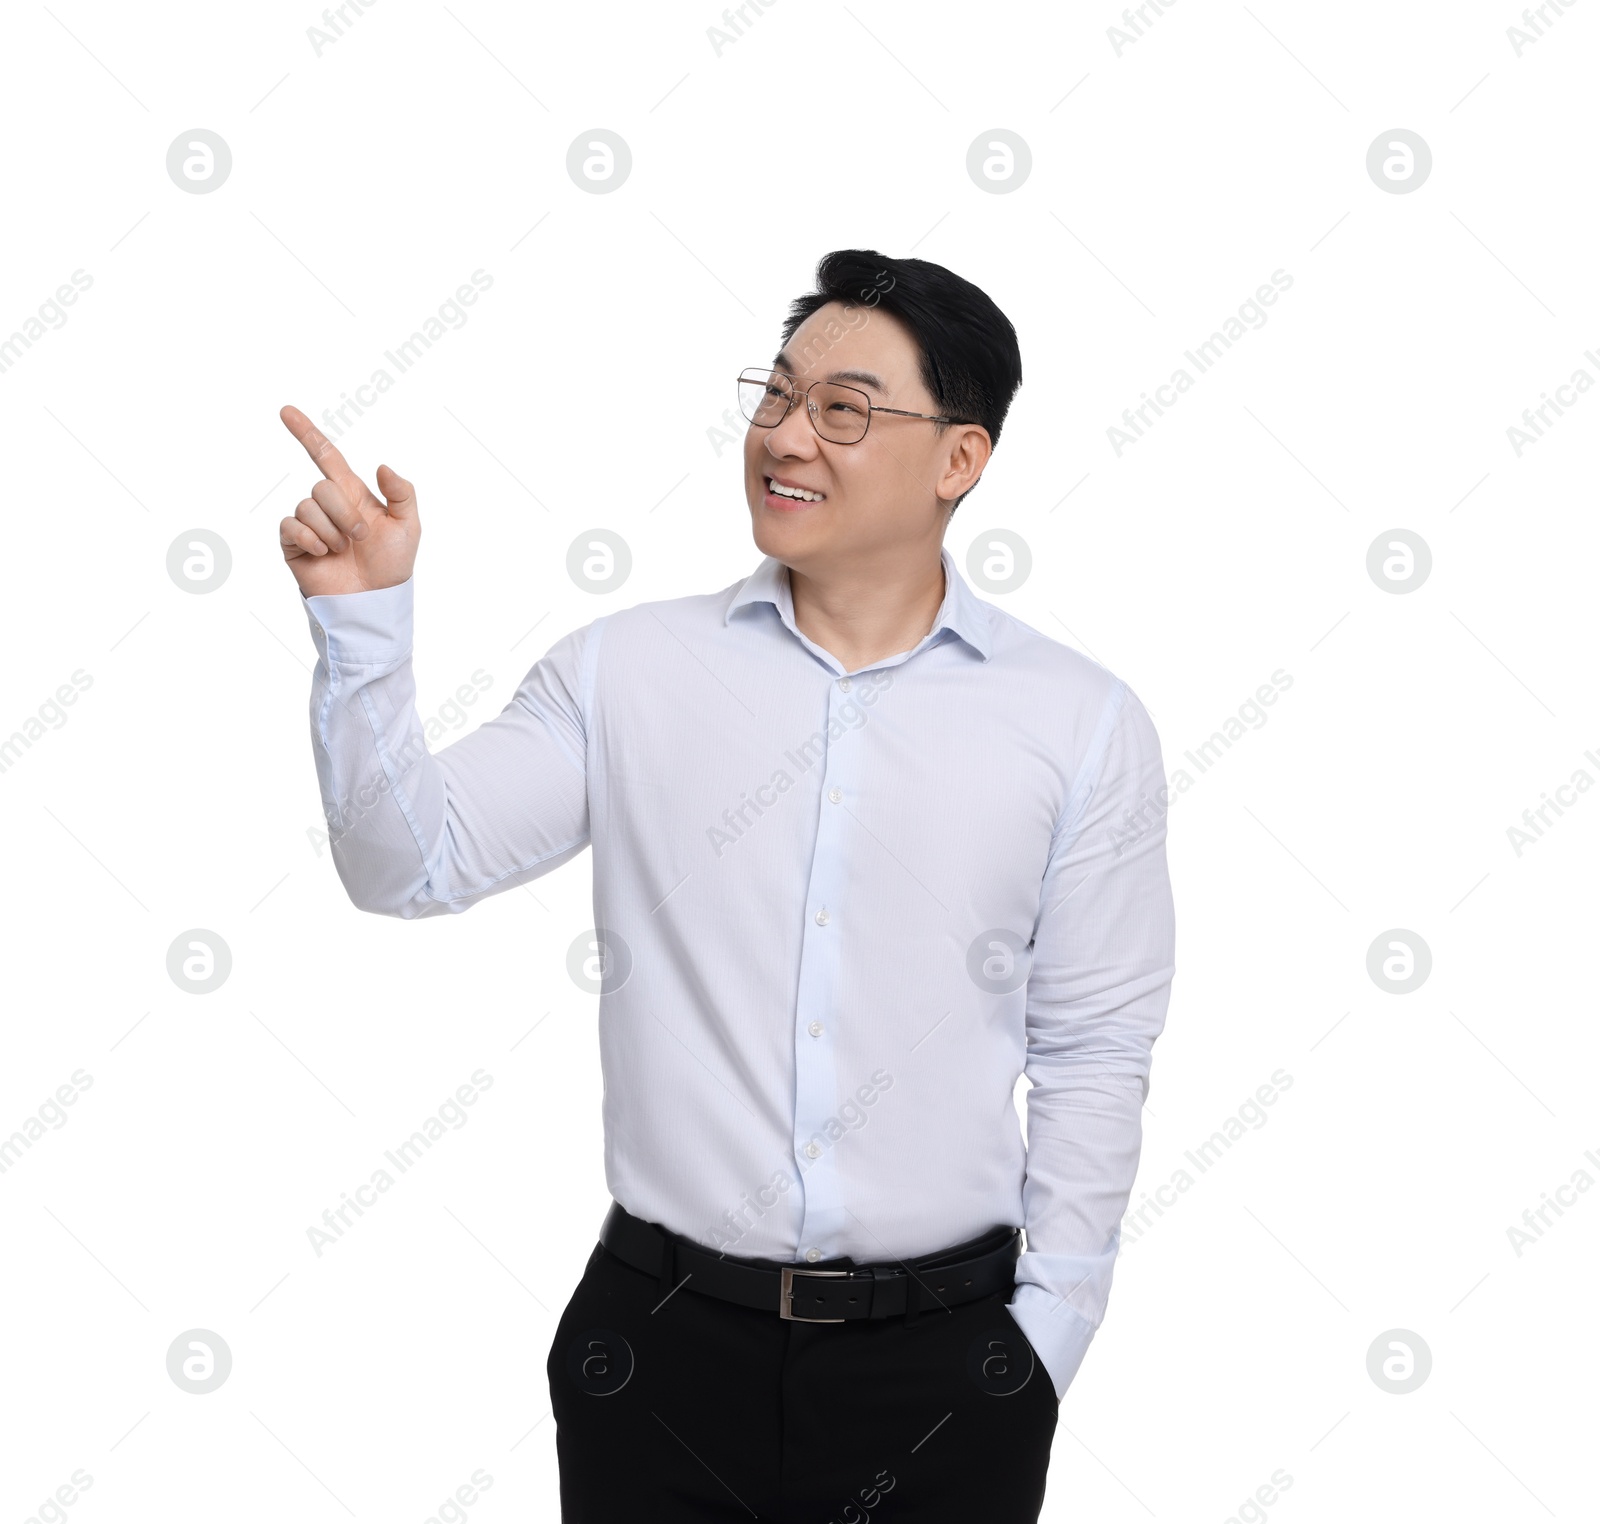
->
[780, 1266, 850, 1322]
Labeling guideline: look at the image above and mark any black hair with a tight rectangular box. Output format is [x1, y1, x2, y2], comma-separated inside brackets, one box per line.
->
[778, 249, 1022, 511]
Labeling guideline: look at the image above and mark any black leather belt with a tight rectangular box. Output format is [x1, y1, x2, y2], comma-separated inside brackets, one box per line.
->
[598, 1200, 1022, 1324]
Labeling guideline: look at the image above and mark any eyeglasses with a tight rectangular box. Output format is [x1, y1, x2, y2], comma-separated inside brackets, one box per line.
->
[737, 367, 973, 445]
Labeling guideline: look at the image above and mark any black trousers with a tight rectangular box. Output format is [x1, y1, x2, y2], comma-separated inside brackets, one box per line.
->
[545, 1237, 1059, 1521]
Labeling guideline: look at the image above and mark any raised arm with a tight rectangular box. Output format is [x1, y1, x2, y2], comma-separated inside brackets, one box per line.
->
[278, 405, 593, 918]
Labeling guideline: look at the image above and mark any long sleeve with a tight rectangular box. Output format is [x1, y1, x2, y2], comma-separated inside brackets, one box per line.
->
[301, 577, 595, 918]
[1006, 678, 1177, 1399]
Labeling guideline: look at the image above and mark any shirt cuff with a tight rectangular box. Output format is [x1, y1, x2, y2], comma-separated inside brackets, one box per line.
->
[1006, 1283, 1097, 1401]
[302, 576, 415, 661]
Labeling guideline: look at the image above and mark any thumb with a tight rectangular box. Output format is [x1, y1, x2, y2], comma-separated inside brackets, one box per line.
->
[374, 463, 418, 521]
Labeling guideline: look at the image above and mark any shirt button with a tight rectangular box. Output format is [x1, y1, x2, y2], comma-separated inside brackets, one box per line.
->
[808, 1021, 824, 1037]
[837, 677, 852, 692]
[814, 908, 829, 926]
[805, 1143, 821, 1160]
[828, 787, 842, 804]
[806, 1247, 822, 1262]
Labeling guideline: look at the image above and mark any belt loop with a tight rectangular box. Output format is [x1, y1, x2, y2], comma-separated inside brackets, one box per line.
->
[869, 1264, 895, 1318]
[904, 1264, 922, 1327]
[656, 1226, 675, 1301]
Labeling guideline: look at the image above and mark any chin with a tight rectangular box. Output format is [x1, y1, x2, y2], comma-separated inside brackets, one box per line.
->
[752, 510, 820, 555]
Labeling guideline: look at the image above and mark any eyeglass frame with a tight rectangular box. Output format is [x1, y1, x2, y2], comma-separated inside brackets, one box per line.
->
[737, 366, 978, 445]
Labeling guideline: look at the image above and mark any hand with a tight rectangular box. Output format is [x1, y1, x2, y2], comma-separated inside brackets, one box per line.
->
[277, 404, 421, 598]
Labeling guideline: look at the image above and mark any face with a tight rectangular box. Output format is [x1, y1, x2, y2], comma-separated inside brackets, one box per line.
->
[742, 300, 991, 574]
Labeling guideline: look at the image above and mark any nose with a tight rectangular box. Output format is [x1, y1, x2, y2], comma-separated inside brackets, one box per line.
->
[764, 393, 820, 458]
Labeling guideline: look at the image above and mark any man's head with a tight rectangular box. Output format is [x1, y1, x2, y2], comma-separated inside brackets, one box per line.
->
[742, 250, 1021, 573]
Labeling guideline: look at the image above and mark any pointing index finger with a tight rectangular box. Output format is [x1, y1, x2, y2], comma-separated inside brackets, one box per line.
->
[279, 404, 374, 505]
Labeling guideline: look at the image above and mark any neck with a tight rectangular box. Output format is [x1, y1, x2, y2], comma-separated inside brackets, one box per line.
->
[787, 543, 947, 674]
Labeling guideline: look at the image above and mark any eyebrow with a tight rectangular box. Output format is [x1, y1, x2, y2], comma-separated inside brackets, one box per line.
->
[771, 350, 888, 395]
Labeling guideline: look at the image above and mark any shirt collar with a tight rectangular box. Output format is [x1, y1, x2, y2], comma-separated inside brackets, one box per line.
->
[725, 544, 993, 662]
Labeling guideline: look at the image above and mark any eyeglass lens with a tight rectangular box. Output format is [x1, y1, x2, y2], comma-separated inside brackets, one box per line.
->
[737, 370, 871, 444]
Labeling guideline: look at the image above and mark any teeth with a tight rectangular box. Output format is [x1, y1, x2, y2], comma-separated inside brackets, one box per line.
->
[769, 479, 823, 502]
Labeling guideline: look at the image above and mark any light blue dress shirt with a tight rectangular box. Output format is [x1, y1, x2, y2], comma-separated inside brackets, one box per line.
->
[300, 544, 1176, 1399]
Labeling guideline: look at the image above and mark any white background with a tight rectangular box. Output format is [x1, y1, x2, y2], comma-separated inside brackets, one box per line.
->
[1, 0, 1596, 1519]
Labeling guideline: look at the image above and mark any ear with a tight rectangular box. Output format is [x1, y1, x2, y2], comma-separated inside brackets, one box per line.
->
[934, 424, 992, 506]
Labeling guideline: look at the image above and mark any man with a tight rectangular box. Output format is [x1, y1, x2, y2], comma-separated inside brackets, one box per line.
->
[279, 249, 1176, 1521]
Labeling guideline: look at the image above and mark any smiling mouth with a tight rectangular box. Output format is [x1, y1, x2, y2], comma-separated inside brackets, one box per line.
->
[765, 477, 826, 503]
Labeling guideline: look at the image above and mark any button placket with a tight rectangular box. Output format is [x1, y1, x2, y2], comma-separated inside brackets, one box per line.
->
[789, 667, 867, 1258]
